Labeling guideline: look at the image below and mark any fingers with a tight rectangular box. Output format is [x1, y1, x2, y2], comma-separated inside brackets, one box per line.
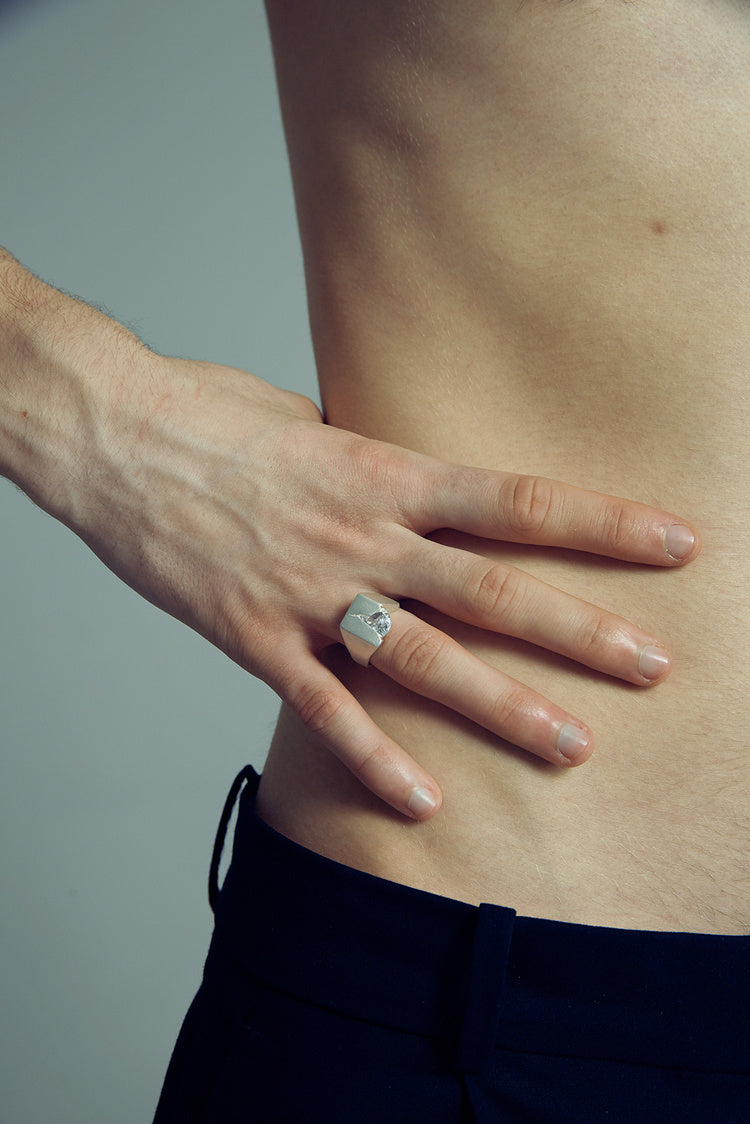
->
[370, 608, 594, 767]
[284, 654, 443, 821]
[405, 541, 673, 686]
[420, 464, 700, 566]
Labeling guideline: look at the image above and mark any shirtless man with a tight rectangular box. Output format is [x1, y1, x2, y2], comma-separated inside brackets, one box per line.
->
[257, 0, 749, 934]
[1, 1, 747, 1120]
[168, 2, 749, 1117]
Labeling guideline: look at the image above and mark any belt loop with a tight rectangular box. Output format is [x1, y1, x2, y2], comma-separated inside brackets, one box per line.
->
[208, 765, 260, 913]
[454, 902, 515, 1076]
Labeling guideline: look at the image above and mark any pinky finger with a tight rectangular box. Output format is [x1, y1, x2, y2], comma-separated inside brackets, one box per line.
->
[286, 656, 443, 821]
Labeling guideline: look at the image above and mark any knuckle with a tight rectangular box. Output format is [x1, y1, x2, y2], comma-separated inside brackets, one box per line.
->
[574, 608, 613, 660]
[504, 475, 556, 537]
[292, 681, 346, 736]
[488, 682, 529, 732]
[598, 503, 632, 552]
[387, 625, 446, 686]
[346, 438, 421, 526]
[469, 563, 521, 621]
[348, 741, 391, 783]
[349, 437, 402, 497]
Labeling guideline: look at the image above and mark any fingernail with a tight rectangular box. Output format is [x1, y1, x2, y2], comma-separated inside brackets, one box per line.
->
[557, 723, 590, 761]
[638, 645, 671, 681]
[407, 786, 437, 818]
[664, 524, 695, 561]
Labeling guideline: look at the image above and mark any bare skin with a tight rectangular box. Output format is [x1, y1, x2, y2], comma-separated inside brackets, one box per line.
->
[0, 253, 691, 814]
[258, 0, 750, 934]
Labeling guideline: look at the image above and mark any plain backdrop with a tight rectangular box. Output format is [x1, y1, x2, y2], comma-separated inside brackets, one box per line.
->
[0, 2, 316, 1120]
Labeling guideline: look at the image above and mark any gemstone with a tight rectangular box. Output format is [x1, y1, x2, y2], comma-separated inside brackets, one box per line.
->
[355, 608, 391, 638]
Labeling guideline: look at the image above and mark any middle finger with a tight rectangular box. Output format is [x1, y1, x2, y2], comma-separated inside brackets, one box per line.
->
[403, 539, 672, 687]
[369, 606, 594, 767]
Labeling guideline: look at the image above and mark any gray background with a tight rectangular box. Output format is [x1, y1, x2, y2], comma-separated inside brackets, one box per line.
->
[0, 2, 315, 1120]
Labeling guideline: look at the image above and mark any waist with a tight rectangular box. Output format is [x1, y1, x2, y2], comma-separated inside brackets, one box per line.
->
[261, 342, 750, 932]
[266, 0, 750, 934]
[215, 766, 750, 1077]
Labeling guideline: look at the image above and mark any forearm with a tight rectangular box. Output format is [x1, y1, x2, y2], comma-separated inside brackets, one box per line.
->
[0, 247, 147, 530]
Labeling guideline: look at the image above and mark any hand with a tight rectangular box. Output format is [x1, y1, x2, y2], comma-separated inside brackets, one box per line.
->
[64, 350, 698, 822]
[0, 258, 698, 822]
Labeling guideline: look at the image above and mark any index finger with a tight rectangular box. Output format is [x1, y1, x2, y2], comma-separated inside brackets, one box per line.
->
[418, 465, 700, 566]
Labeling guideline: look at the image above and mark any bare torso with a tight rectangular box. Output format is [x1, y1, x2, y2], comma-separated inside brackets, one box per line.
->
[259, 0, 750, 934]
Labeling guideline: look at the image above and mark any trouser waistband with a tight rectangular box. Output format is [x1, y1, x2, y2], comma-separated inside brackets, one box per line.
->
[208, 766, 750, 1076]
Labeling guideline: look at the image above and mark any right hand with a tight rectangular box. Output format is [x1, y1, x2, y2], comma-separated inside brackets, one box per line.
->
[60, 347, 698, 821]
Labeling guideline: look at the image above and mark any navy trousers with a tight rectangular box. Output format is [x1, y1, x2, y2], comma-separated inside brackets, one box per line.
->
[154, 767, 750, 1122]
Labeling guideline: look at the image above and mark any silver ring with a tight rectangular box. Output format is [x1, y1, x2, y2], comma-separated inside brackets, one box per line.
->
[340, 593, 400, 667]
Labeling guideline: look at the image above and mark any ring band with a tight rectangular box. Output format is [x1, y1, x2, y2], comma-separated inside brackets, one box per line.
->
[340, 593, 400, 667]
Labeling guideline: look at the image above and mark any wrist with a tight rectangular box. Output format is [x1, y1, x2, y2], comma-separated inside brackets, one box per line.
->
[0, 251, 144, 528]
